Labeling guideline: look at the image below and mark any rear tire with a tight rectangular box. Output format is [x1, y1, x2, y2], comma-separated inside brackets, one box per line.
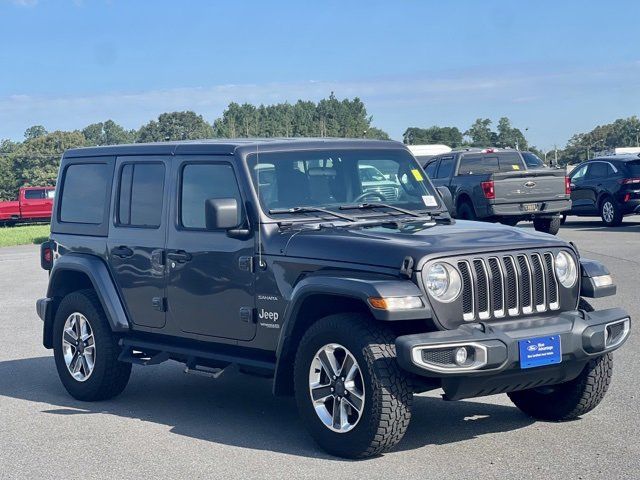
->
[294, 314, 412, 458]
[600, 197, 623, 226]
[53, 289, 131, 401]
[457, 201, 477, 220]
[533, 216, 561, 235]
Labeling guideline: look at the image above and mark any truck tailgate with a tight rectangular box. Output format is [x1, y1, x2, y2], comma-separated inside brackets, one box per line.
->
[491, 170, 568, 204]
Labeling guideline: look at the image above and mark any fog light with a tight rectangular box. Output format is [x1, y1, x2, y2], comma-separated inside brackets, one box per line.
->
[454, 347, 468, 366]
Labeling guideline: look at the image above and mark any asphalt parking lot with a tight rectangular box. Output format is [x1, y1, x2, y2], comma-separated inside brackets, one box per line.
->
[0, 217, 638, 480]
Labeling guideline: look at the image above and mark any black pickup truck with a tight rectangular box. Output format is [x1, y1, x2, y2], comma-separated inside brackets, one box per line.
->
[420, 149, 571, 234]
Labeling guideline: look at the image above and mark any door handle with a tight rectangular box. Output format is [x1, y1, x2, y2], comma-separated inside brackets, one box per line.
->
[111, 246, 133, 258]
[167, 250, 192, 263]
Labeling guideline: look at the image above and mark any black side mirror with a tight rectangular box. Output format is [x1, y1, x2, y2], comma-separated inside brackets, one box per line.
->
[436, 186, 454, 215]
[205, 198, 240, 230]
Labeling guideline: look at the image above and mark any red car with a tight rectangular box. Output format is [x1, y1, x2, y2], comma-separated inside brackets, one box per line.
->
[0, 186, 55, 225]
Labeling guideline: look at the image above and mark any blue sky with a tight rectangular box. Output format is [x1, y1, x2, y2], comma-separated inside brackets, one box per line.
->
[1, 0, 640, 149]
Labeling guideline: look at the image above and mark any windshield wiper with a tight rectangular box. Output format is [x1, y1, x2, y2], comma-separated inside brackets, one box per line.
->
[269, 206, 356, 222]
[339, 202, 423, 217]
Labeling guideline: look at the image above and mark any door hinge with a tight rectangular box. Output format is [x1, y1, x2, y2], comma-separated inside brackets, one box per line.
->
[152, 297, 167, 312]
[239, 256, 254, 272]
[239, 307, 253, 323]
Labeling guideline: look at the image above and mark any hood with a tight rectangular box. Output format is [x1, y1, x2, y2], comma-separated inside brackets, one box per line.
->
[278, 220, 568, 269]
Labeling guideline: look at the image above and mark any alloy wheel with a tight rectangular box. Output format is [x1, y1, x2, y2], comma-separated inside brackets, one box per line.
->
[62, 312, 96, 382]
[602, 201, 615, 223]
[308, 343, 365, 433]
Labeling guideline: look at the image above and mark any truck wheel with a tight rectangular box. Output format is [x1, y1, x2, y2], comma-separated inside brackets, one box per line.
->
[457, 201, 476, 220]
[53, 289, 131, 401]
[294, 313, 412, 458]
[533, 216, 561, 235]
[600, 197, 623, 226]
[507, 353, 613, 421]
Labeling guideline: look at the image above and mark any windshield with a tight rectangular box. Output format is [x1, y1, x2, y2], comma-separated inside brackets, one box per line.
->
[247, 149, 440, 217]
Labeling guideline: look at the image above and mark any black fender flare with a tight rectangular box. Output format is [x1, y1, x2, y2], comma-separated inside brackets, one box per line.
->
[272, 274, 429, 395]
[580, 258, 616, 298]
[46, 254, 130, 333]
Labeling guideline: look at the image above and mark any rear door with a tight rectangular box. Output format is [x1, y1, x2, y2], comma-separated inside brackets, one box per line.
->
[583, 162, 611, 212]
[165, 156, 256, 341]
[107, 156, 169, 329]
[431, 155, 456, 190]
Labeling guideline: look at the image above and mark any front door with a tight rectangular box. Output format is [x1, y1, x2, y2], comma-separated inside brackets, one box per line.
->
[165, 157, 256, 341]
[107, 157, 169, 329]
[569, 164, 593, 213]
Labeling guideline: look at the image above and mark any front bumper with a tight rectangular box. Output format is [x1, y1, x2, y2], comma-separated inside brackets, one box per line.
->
[396, 307, 630, 400]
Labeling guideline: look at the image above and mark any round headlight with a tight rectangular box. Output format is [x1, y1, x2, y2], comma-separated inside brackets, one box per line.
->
[424, 262, 462, 302]
[555, 251, 577, 288]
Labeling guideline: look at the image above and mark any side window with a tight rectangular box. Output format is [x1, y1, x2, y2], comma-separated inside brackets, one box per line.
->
[588, 162, 608, 179]
[497, 152, 525, 171]
[571, 164, 588, 181]
[24, 189, 45, 199]
[181, 163, 242, 229]
[60, 163, 110, 224]
[46, 189, 56, 199]
[424, 161, 439, 178]
[435, 157, 455, 179]
[117, 163, 165, 228]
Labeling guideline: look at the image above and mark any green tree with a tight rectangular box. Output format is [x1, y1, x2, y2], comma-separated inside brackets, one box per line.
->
[402, 126, 463, 147]
[11, 130, 85, 189]
[24, 125, 48, 141]
[0, 155, 18, 201]
[496, 117, 528, 150]
[465, 118, 496, 147]
[137, 111, 214, 142]
[83, 120, 134, 146]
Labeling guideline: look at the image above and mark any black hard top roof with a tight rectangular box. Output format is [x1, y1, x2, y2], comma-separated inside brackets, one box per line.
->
[64, 138, 405, 158]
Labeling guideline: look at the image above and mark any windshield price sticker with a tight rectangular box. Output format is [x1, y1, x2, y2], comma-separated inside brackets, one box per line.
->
[422, 195, 438, 207]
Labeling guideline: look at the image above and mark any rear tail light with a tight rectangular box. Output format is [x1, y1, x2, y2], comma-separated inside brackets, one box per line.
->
[565, 176, 571, 195]
[619, 178, 640, 185]
[624, 193, 631, 202]
[40, 241, 54, 271]
[481, 181, 495, 199]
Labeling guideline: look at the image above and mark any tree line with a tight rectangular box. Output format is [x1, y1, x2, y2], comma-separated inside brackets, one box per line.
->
[403, 116, 640, 165]
[1, 92, 639, 200]
[0, 94, 388, 200]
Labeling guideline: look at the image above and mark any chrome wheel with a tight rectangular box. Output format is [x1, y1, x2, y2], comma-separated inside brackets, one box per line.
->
[62, 312, 96, 382]
[308, 343, 365, 433]
[602, 201, 614, 223]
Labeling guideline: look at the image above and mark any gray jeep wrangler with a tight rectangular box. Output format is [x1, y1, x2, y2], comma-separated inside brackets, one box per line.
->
[37, 139, 631, 458]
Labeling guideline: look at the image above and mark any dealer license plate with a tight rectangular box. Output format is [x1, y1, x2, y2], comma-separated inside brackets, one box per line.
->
[518, 335, 561, 369]
[522, 203, 541, 212]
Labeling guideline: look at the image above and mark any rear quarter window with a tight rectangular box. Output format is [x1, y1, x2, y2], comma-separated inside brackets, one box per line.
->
[50, 156, 115, 237]
[60, 163, 110, 224]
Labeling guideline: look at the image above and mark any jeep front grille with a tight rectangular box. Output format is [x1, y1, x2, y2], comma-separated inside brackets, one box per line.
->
[458, 252, 560, 321]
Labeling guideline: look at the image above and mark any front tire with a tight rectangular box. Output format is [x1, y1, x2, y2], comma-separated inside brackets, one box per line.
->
[294, 314, 412, 458]
[53, 289, 131, 401]
[533, 216, 561, 235]
[508, 353, 613, 421]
